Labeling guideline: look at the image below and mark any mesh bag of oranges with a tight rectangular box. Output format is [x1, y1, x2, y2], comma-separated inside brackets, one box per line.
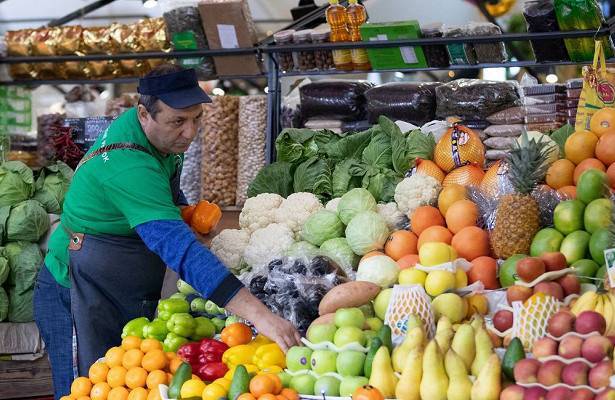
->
[384, 284, 435, 345]
[62, 336, 181, 400]
[511, 293, 561, 350]
[434, 124, 486, 173]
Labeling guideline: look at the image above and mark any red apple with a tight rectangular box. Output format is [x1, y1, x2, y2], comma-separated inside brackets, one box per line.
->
[571, 388, 596, 400]
[538, 360, 565, 386]
[525, 387, 548, 400]
[557, 274, 581, 296]
[507, 285, 533, 306]
[517, 257, 546, 282]
[493, 309, 514, 332]
[548, 310, 576, 338]
[533, 337, 559, 358]
[562, 361, 590, 386]
[534, 281, 564, 301]
[514, 358, 541, 383]
[589, 360, 614, 389]
[575, 311, 607, 335]
[540, 252, 568, 272]
[559, 335, 584, 359]
[546, 387, 573, 400]
[500, 384, 525, 400]
[582, 335, 614, 363]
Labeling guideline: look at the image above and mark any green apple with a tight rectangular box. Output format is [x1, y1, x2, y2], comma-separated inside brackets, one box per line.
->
[307, 323, 337, 344]
[577, 169, 608, 204]
[554, 200, 586, 235]
[286, 346, 313, 372]
[334, 326, 366, 348]
[278, 371, 292, 388]
[290, 374, 316, 395]
[336, 351, 366, 376]
[365, 317, 383, 332]
[584, 198, 612, 234]
[374, 288, 393, 320]
[364, 330, 377, 345]
[571, 259, 600, 283]
[340, 376, 369, 396]
[335, 308, 366, 329]
[359, 303, 375, 318]
[313, 376, 340, 397]
[310, 350, 338, 374]
[499, 254, 525, 287]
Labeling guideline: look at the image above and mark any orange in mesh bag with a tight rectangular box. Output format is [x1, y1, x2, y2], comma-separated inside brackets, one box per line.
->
[434, 124, 486, 173]
[480, 160, 506, 198]
[442, 164, 485, 187]
[414, 158, 445, 184]
[385, 285, 435, 345]
[512, 293, 561, 350]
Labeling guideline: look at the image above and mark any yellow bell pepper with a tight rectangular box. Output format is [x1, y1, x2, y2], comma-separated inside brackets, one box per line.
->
[253, 343, 286, 370]
[251, 334, 273, 347]
[258, 366, 283, 375]
[223, 344, 256, 368]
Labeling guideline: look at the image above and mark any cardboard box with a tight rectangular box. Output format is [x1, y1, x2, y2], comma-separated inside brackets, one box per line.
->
[360, 21, 428, 70]
[198, 0, 261, 76]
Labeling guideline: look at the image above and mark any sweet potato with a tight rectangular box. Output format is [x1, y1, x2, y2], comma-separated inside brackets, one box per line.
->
[318, 281, 381, 315]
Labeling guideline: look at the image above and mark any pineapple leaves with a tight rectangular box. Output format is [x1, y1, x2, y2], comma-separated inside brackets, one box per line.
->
[507, 132, 550, 195]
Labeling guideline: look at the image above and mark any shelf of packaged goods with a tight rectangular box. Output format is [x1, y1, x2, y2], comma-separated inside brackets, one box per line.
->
[0, 74, 266, 86]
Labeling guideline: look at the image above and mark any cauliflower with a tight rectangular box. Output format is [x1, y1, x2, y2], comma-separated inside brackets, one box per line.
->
[210, 229, 251, 274]
[377, 202, 408, 230]
[325, 197, 341, 213]
[394, 174, 441, 216]
[239, 193, 284, 234]
[274, 192, 323, 239]
[243, 223, 295, 269]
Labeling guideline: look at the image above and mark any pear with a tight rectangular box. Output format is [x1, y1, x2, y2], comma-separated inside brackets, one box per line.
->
[471, 353, 501, 400]
[436, 315, 453, 333]
[406, 314, 424, 331]
[471, 327, 494, 377]
[392, 326, 424, 372]
[451, 324, 475, 370]
[445, 349, 472, 400]
[395, 347, 422, 400]
[420, 340, 448, 400]
[369, 346, 398, 398]
[470, 315, 484, 332]
[435, 327, 455, 353]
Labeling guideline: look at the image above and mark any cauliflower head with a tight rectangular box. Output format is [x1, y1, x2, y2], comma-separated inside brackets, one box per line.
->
[210, 229, 251, 274]
[394, 174, 442, 216]
[377, 202, 408, 230]
[239, 193, 284, 234]
[325, 197, 341, 213]
[274, 192, 323, 239]
[243, 223, 295, 268]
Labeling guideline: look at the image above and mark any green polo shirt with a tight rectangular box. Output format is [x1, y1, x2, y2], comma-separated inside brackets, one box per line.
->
[45, 107, 183, 287]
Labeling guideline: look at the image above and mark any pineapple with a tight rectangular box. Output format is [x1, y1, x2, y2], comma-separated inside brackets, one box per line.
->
[490, 132, 551, 259]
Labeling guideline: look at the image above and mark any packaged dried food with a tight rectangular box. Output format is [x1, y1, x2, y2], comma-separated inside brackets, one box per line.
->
[109, 23, 139, 53]
[8, 64, 31, 80]
[486, 106, 526, 124]
[443, 25, 477, 65]
[526, 121, 564, 132]
[525, 113, 567, 123]
[81, 26, 112, 54]
[311, 28, 335, 71]
[484, 124, 526, 137]
[274, 30, 295, 73]
[566, 99, 580, 108]
[566, 108, 578, 118]
[57, 25, 83, 55]
[460, 119, 491, 130]
[468, 22, 508, 63]
[300, 80, 374, 121]
[180, 130, 202, 204]
[566, 78, 583, 89]
[566, 88, 582, 98]
[523, 0, 570, 62]
[485, 136, 518, 150]
[421, 24, 450, 68]
[293, 30, 317, 71]
[524, 103, 567, 114]
[365, 82, 440, 125]
[6, 29, 33, 57]
[523, 83, 565, 96]
[37, 113, 65, 166]
[436, 79, 521, 120]
[522, 93, 566, 105]
[31, 27, 61, 56]
[486, 149, 509, 160]
[137, 18, 170, 52]
[236, 96, 267, 206]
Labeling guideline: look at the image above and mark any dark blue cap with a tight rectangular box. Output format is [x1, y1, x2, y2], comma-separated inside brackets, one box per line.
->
[137, 68, 211, 108]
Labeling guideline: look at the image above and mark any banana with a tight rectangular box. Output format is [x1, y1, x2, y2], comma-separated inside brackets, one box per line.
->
[606, 293, 615, 336]
[571, 291, 599, 316]
[594, 295, 605, 318]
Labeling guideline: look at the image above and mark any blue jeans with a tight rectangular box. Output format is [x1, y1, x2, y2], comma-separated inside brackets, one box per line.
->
[34, 264, 74, 400]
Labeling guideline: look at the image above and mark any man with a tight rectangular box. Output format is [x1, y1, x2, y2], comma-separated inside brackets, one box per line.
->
[34, 64, 300, 400]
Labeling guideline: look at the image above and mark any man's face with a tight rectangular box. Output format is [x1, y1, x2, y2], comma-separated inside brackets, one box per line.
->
[137, 101, 203, 154]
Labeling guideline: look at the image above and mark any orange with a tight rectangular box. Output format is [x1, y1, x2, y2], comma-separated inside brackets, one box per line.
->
[564, 130, 599, 165]
[397, 254, 419, 270]
[238, 394, 257, 400]
[122, 349, 145, 370]
[122, 336, 142, 351]
[165, 352, 176, 361]
[140, 339, 163, 354]
[141, 350, 167, 372]
[107, 366, 128, 389]
[589, 107, 615, 137]
[145, 370, 167, 390]
[105, 347, 126, 368]
[60, 396, 75, 400]
[451, 226, 490, 261]
[258, 395, 277, 400]
[146, 387, 161, 400]
[415, 158, 445, 183]
[91, 382, 112, 400]
[468, 256, 499, 289]
[558, 185, 577, 199]
[166, 373, 173, 385]
[72, 377, 93, 398]
[125, 367, 148, 389]
[546, 159, 575, 189]
[445, 200, 479, 234]
[266, 374, 282, 395]
[89, 362, 110, 384]
[250, 375, 276, 397]
[169, 358, 183, 374]
[221, 323, 253, 347]
[607, 163, 615, 189]
[108, 387, 129, 400]
[384, 230, 418, 261]
[276, 396, 287, 400]
[438, 183, 467, 216]
[480, 161, 504, 198]
[280, 389, 299, 400]
[77, 397, 91, 400]
[418, 226, 453, 250]
[573, 158, 605, 184]
[127, 388, 148, 400]
[595, 132, 615, 165]
[410, 206, 445, 236]
[442, 164, 485, 187]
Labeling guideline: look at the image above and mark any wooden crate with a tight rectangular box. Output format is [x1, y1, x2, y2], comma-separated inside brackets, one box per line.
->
[0, 356, 53, 399]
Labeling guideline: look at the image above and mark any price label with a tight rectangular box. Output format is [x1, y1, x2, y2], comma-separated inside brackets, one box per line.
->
[606, 248, 615, 288]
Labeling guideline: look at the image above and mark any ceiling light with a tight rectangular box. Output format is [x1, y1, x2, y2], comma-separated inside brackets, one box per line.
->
[546, 74, 558, 83]
[142, 0, 158, 9]
[212, 88, 225, 96]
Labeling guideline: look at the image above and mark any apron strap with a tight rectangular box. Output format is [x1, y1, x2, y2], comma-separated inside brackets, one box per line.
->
[76, 142, 152, 172]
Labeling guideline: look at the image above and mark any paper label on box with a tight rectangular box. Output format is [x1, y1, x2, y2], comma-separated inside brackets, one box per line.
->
[217, 24, 239, 49]
[606, 248, 615, 288]
[400, 46, 418, 64]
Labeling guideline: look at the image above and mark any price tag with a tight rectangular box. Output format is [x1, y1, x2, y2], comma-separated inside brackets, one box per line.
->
[606, 248, 615, 288]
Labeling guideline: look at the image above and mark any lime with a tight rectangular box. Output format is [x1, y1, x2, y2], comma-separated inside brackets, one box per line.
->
[589, 228, 614, 265]
[530, 228, 565, 256]
[560, 230, 591, 265]
[499, 254, 526, 287]
[571, 259, 600, 283]
[554, 200, 586, 235]
[577, 169, 608, 204]
[584, 198, 612, 233]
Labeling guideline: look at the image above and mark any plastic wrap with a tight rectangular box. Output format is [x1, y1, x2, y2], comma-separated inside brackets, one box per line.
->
[484, 124, 525, 137]
[436, 79, 521, 120]
[299, 80, 374, 121]
[236, 95, 267, 206]
[532, 184, 565, 227]
[486, 107, 526, 125]
[180, 130, 202, 204]
[443, 25, 477, 65]
[468, 22, 508, 63]
[523, 0, 570, 62]
[484, 136, 518, 150]
[422, 24, 450, 68]
[365, 82, 441, 125]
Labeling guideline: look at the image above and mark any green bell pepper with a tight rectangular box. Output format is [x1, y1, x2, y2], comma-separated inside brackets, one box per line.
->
[166, 312, 195, 337]
[122, 317, 149, 339]
[205, 300, 223, 315]
[143, 318, 169, 342]
[191, 317, 216, 341]
[211, 317, 226, 334]
[191, 297, 208, 313]
[157, 298, 189, 321]
[163, 332, 189, 352]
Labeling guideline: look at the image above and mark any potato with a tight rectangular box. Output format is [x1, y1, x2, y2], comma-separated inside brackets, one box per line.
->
[318, 281, 381, 315]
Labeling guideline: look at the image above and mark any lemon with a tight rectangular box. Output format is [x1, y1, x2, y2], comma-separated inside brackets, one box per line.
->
[398, 268, 427, 286]
[424, 270, 456, 297]
[454, 268, 468, 288]
[202, 383, 227, 400]
[212, 378, 231, 392]
[180, 379, 206, 399]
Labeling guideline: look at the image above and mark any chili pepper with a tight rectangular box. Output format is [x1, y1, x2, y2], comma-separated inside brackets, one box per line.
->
[197, 361, 228, 382]
[177, 342, 202, 365]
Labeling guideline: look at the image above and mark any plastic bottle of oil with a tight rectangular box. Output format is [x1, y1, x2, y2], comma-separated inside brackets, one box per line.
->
[326, 0, 353, 71]
[346, 0, 370, 71]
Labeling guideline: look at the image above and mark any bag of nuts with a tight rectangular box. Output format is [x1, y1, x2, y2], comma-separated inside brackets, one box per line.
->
[236, 95, 267, 206]
[201, 96, 239, 206]
[180, 128, 203, 204]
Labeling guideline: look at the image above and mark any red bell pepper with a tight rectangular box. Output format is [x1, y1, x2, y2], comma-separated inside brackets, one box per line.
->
[197, 361, 228, 382]
[199, 338, 229, 356]
[177, 342, 201, 365]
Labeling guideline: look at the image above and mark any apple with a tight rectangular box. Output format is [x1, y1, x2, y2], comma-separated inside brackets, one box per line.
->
[335, 308, 366, 329]
[575, 311, 607, 335]
[336, 351, 366, 376]
[307, 323, 337, 344]
[546, 388, 572, 400]
[533, 281, 564, 301]
[513, 358, 541, 383]
[313, 376, 340, 396]
[596, 389, 615, 400]
[499, 385, 525, 400]
[334, 326, 366, 348]
[582, 335, 613, 363]
[278, 371, 292, 387]
[517, 257, 546, 282]
[589, 360, 614, 389]
[339, 376, 369, 397]
[571, 389, 596, 400]
[562, 361, 589, 386]
[537, 360, 565, 386]
[548, 310, 576, 338]
[310, 350, 338, 374]
[557, 274, 581, 297]
[365, 317, 383, 332]
[374, 288, 392, 320]
[524, 387, 548, 400]
[290, 374, 316, 395]
[540, 252, 568, 272]
[559, 335, 584, 359]
[493, 310, 514, 332]
[532, 337, 559, 358]
[507, 285, 533, 305]
[286, 346, 313, 372]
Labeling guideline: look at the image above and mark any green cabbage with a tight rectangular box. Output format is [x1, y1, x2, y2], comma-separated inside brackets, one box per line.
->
[33, 161, 73, 214]
[345, 211, 389, 255]
[6, 241, 42, 294]
[5, 200, 50, 242]
[319, 238, 359, 274]
[286, 241, 320, 259]
[337, 188, 377, 225]
[0, 287, 7, 322]
[247, 162, 294, 198]
[301, 210, 345, 246]
[0, 161, 34, 208]
[8, 286, 33, 322]
[356, 255, 400, 287]
[0, 249, 8, 285]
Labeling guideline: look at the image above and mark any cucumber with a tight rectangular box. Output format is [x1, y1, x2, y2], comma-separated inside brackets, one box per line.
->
[502, 337, 525, 382]
[168, 362, 192, 399]
[363, 337, 382, 378]
[228, 365, 250, 400]
[378, 325, 393, 353]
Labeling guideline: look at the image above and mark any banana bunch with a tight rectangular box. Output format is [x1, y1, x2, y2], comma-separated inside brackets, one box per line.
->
[571, 291, 615, 336]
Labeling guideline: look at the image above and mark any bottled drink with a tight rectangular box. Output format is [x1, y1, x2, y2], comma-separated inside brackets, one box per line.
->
[326, 0, 353, 71]
[346, 0, 370, 70]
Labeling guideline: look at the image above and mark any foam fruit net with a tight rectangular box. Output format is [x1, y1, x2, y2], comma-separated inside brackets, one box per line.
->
[512, 294, 561, 350]
[385, 285, 435, 346]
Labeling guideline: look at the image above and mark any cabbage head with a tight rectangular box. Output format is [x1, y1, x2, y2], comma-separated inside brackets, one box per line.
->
[0, 287, 7, 322]
[345, 211, 389, 255]
[8, 286, 33, 322]
[356, 255, 400, 287]
[0, 249, 8, 285]
[286, 241, 320, 260]
[319, 238, 359, 274]
[33, 161, 73, 214]
[337, 188, 377, 225]
[0, 161, 34, 208]
[5, 200, 50, 242]
[6, 241, 43, 294]
[301, 210, 345, 246]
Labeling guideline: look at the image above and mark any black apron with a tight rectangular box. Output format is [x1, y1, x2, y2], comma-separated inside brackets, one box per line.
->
[66, 143, 182, 375]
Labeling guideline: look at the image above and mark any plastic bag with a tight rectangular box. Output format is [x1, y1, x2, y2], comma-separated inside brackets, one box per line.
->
[300, 80, 374, 121]
[443, 25, 477, 65]
[467, 22, 508, 63]
[523, 0, 570, 62]
[436, 79, 521, 120]
[484, 124, 525, 137]
[484, 136, 518, 150]
[180, 130, 202, 204]
[236, 96, 267, 206]
[485, 149, 509, 161]
[365, 82, 441, 125]
[486, 107, 526, 125]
